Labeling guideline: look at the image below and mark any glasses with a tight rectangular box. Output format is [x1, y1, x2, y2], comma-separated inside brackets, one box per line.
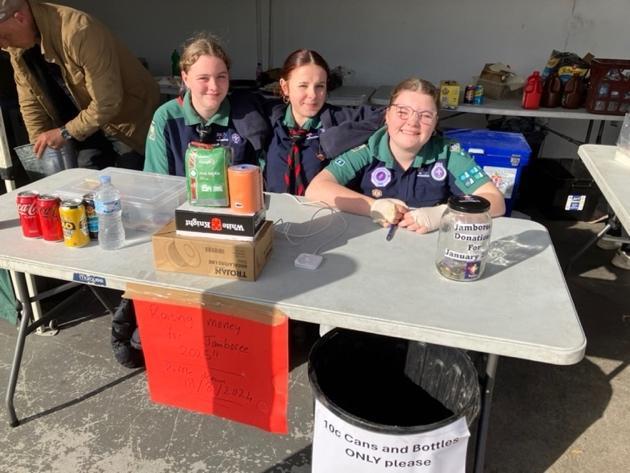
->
[389, 104, 437, 125]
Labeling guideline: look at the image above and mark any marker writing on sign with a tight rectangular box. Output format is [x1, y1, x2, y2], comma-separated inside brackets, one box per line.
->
[386, 225, 397, 241]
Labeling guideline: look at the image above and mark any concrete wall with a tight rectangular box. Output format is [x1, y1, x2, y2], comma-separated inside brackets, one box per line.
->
[61, 0, 630, 155]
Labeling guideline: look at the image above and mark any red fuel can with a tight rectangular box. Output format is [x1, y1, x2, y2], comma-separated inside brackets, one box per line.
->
[16, 191, 41, 238]
[37, 194, 64, 241]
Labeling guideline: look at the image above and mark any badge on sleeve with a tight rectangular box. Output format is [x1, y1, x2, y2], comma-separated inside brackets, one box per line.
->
[231, 133, 242, 144]
[370, 167, 392, 187]
[430, 161, 447, 181]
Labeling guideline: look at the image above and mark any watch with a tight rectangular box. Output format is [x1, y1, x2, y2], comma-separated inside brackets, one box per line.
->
[60, 126, 72, 141]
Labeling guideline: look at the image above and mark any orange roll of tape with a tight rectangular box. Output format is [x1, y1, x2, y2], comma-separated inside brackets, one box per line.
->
[227, 164, 263, 214]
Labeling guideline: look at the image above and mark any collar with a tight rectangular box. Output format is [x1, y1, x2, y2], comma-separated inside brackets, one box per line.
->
[282, 105, 322, 131]
[370, 128, 440, 169]
[182, 90, 230, 127]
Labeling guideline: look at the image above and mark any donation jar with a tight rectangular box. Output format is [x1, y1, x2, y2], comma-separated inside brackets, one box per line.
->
[436, 195, 492, 281]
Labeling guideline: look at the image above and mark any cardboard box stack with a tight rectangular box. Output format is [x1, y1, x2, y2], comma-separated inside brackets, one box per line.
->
[152, 144, 271, 281]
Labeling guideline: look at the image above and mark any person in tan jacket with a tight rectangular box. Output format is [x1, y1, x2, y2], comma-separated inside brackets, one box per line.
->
[0, 0, 159, 169]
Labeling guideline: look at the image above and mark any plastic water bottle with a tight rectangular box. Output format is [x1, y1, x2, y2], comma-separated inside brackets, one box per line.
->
[95, 175, 125, 250]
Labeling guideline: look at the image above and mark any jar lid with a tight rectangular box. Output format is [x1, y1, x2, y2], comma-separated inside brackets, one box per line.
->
[447, 195, 491, 213]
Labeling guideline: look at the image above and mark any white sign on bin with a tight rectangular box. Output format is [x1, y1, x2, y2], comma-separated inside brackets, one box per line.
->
[312, 399, 470, 473]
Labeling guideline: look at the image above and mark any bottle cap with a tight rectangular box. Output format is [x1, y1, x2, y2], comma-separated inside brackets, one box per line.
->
[447, 195, 491, 213]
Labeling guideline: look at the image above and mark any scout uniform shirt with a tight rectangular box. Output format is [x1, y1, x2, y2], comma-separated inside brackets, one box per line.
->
[144, 90, 256, 176]
[326, 128, 491, 208]
[264, 106, 325, 193]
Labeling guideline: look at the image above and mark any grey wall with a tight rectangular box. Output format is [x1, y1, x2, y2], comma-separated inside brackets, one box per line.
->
[62, 0, 630, 155]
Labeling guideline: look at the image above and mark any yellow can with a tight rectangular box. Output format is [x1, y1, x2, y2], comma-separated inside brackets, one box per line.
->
[59, 199, 90, 248]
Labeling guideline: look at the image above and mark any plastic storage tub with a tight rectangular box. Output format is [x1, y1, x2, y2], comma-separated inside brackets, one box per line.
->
[442, 129, 532, 216]
[527, 158, 604, 221]
[55, 167, 186, 231]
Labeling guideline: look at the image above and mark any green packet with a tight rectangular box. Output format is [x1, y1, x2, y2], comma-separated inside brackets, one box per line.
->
[185, 143, 232, 207]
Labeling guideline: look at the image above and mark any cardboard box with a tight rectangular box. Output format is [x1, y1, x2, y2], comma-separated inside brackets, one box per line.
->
[175, 201, 266, 240]
[439, 81, 460, 109]
[153, 220, 273, 281]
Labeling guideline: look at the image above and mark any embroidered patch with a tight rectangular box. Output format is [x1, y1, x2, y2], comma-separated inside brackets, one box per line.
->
[334, 158, 346, 167]
[417, 167, 431, 177]
[371, 188, 383, 198]
[430, 161, 447, 181]
[371, 167, 392, 187]
[231, 133, 242, 144]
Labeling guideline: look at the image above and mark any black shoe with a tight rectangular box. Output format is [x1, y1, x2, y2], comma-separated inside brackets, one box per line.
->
[112, 339, 144, 369]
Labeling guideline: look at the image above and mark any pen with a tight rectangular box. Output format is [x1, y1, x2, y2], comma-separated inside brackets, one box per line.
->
[386, 225, 397, 241]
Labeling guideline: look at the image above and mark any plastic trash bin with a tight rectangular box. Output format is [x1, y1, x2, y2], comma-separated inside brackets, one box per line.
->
[309, 329, 480, 473]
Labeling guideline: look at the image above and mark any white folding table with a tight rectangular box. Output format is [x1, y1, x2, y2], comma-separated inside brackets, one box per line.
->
[1, 169, 586, 473]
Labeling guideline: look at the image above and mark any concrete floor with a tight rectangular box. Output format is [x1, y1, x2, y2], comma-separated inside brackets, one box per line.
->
[1, 215, 629, 473]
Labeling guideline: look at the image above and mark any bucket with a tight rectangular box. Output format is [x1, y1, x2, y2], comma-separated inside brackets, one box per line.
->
[14, 143, 78, 181]
[308, 330, 480, 473]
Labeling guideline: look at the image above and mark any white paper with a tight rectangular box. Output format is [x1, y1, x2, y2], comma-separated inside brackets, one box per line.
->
[312, 399, 470, 473]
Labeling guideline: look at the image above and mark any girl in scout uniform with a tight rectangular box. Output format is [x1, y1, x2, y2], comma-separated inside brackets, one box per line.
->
[264, 49, 382, 195]
[144, 33, 269, 176]
[305, 78, 505, 233]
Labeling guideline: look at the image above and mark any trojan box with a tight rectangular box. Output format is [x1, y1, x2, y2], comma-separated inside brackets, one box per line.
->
[175, 201, 266, 240]
[152, 220, 273, 281]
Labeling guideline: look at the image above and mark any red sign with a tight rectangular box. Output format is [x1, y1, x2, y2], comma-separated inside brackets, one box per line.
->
[132, 294, 289, 433]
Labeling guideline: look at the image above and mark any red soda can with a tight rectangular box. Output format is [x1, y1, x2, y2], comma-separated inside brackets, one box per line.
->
[16, 191, 42, 238]
[37, 194, 64, 241]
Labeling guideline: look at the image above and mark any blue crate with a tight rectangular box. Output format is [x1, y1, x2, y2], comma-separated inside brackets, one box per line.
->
[442, 129, 532, 216]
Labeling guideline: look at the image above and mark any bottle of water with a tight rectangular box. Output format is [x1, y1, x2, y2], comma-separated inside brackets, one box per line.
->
[95, 175, 125, 250]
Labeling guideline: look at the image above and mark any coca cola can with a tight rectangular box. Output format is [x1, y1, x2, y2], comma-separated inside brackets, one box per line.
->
[16, 191, 41, 238]
[37, 194, 63, 241]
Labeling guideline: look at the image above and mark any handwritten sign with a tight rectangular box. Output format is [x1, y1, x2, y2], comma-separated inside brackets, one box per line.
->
[132, 296, 288, 433]
[312, 400, 470, 473]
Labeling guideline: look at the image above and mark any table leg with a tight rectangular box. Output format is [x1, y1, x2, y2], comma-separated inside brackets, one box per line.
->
[595, 121, 606, 144]
[5, 271, 33, 427]
[585, 120, 593, 143]
[564, 221, 613, 274]
[473, 353, 499, 473]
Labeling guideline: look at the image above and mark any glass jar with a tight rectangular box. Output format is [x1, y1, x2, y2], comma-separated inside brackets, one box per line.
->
[436, 195, 492, 281]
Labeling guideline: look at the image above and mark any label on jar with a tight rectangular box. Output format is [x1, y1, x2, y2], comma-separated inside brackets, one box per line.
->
[437, 222, 491, 281]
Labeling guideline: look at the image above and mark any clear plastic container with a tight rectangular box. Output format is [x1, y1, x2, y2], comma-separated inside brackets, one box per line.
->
[55, 168, 186, 231]
[436, 195, 492, 281]
[95, 175, 125, 250]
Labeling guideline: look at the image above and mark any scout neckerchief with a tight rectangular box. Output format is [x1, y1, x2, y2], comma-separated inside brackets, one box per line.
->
[283, 106, 321, 196]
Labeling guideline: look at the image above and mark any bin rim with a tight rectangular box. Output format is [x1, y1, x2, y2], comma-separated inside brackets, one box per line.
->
[307, 329, 476, 435]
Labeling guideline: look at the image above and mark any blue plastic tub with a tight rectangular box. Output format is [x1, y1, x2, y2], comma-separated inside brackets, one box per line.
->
[442, 129, 532, 216]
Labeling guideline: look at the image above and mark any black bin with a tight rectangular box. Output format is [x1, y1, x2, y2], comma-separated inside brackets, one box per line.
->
[308, 330, 480, 472]
[528, 158, 604, 221]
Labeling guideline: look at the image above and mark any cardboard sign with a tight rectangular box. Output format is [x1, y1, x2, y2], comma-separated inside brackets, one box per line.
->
[312, 399, 470, 473]
[127, 284, 289, 433]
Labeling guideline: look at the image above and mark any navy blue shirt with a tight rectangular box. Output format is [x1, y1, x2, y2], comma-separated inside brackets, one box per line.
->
[327, 128, 491, 208]
[264, 105, 326, 193]
[145, 91, 258, 176]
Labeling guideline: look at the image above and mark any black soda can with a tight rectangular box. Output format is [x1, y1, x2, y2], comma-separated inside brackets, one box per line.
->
[83, 193, 99, 239]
